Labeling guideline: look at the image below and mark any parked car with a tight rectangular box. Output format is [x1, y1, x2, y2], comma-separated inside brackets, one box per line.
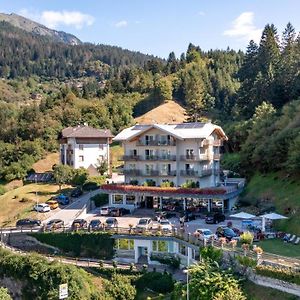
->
[159, 219, 173, 232]
[205, 212, 225, 224]
[45, 200, 59, 210]
[56, 194, 70, 205]
[45, 219, 64, 231]
[110, 208, 121, 217]
[184, 211, 197, 222]
[89, 219, 102, 231]
[100, 206, 113, 216]
[71, 188, 83, 198]
[194, 228, 216, 241]
[34, 203, 51, 213]
[16, 219, 41, 227]
[71, 219, 88, 230]
[105, 217, 118, 228]
[216, 226, 240, 241]
[135, 218, 153, 231]
[118, 207, 130, 216]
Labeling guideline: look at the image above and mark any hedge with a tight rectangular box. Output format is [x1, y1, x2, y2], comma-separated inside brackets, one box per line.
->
[0, 248, 101, 300]
[31, 232, 115, 259]
[150, 253, 180, 269]
[256, 265, 300, 285]
[91, 193, 109, 207]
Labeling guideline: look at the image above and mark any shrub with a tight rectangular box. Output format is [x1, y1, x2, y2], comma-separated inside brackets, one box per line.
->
[0, 287, 12, 300]
[135, 272, 174, 294]
[97, 267, 141, 278]
[0, 248, 101, 299]
[236, 255, 257, 268]
[256, 265, 300, 285]
[240, 231, 254, 245]
[83, 181, 99, 191]
[0, 185, 6, 196]
[200, 246, 223, 263]
[31, 232, 114, 259]
[91, 193, 109, 207]
[103, 274, 136, 300]
[150, 253, 181, 269]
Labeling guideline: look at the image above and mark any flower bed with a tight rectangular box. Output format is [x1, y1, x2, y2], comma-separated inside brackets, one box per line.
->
[101, 184, 227, 195]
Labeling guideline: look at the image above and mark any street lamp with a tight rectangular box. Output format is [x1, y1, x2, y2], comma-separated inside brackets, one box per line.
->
[183, 268, 189, 300]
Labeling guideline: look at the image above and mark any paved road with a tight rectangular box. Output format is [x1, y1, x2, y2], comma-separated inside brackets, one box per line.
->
[43, 189, 102, 226]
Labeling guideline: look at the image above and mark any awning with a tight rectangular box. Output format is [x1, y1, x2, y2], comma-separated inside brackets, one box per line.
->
[230, 212, 256, 219]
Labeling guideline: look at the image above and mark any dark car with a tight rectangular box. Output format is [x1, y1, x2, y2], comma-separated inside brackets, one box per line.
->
[184, 211, 196, 222]
[16, 219, 41, 227]
[45, 219, 64, 231]
[119, 207, 130, 216]
[216, 226, 239, 241]
[89, 219, 102, 231]
[71, 188, 83, 198]
[205, 212, 225, 224]
[71, 219, 88, 230]
[56, 194, 70, 205]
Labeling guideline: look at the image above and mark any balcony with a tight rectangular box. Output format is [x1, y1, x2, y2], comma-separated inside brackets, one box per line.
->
[180, 170, 199, 177]
[122, 155, 140, 161]
[160, 170, 177, 176]
[213, 153, 221, 160]
[199, 154, 212, 161]
[136, 140, 176, 146]
[180, 155, 197, 161]
[199, 169, 213, 177]
[123, 169, 142, 176]
[144, 155, 177, 161]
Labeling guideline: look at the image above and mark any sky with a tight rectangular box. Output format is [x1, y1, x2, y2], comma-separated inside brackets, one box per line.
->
[1, 0, 300, 58]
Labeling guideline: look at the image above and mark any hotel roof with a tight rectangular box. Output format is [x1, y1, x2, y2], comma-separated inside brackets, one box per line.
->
[113, 122, 228, 141]
[62, 125, 113, 138]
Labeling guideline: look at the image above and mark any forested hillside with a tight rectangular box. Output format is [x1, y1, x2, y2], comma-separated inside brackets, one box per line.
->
[0, 20, 299, 186]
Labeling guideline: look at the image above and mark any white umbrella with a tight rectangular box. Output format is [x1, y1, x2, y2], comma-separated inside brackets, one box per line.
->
[259, 213, 288, 232]
[230, 212, 256, 219]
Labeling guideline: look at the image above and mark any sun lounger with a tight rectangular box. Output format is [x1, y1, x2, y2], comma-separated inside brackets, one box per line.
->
[289, 235, 296, 243]
[294, 237, 300, 245]
[283, 233, 291, 241]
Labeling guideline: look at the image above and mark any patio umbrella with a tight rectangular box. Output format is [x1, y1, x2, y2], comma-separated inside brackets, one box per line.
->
[259, 213, 288, 232]
[230, 212, 256, 219]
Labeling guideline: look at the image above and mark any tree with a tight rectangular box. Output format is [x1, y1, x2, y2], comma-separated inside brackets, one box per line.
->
[52, 164, 73, 191]
[172, 262, 246, 300]
[154, 76, 173, 101]
[0, 287, 12, 300]
[72, 167, 88, 186]
[97, 159, 108, 175]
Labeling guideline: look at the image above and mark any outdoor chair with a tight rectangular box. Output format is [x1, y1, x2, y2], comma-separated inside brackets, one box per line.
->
[288, 235, 296, 243]
[283, 233, 291, 242]
[294, 237, 300, 245]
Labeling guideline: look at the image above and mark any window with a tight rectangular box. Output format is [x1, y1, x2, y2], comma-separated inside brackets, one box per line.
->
[161, 149, 171, 159]
[118, 239, 134, 250]
[145, 135, 154, 145]
[186, 149, 194, 158]
[79, 155, 84, 162]
[145, 164, 154, 175]
[145, 149, 155, 159]
[79, 144, 84, 150]
[158, 241, 168, 252]
[113, 194, 123, 204]
[129, 164, 136, 170]
[99, 144, 104, 150]
[126, 195, 135, 205]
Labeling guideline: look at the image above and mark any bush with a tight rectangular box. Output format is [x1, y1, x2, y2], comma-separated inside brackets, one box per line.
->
[31, 232, 114, 259]
[240, 231, 254, 245]
[103, 274, 136, 300]
[0, 287, 12, 300]
[236, 255, 257, 268]
[0, 248, 101, 299]
[150, 253, 180, 269]
[97, 267, 141, 278]
[256, 265, 300, 285]
[135, 272, 174, 294]
[91, 193, 109, 207]
[0, 185, 6, 195]
[200, 246, 223, 263]
[83, 181, 99, 191]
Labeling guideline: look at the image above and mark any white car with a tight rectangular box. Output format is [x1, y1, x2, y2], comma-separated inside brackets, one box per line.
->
[135, 218, 153, 231]
[100, 207, 112, 216]
[194, 228, 216, 241]
[159, 219, 173, 232]
[34, 203, 51, 213]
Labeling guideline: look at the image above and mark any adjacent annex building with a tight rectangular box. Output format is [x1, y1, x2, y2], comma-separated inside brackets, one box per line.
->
[102, 122, 244, 213]
[59, 125, 113, 175]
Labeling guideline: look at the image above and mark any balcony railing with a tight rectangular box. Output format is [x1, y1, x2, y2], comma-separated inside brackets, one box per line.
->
[123, 169, 142, 176]
[122, 155, 140, 161]
[180, 170, 199, 177]
[199, 169, 213, 177]
[136, 140, 176, 146]
[144, 155, 177, 161]
[180, 155, 197, 161]
[160, 170, 177, 176]
[199, 154, 212, 161]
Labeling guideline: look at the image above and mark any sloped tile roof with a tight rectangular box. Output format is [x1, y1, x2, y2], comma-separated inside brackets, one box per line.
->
[62, 125, 113, 138]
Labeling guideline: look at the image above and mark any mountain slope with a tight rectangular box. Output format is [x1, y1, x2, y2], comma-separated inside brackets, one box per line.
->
[135, 100, 186, 124]
[0, 12, 81, 45]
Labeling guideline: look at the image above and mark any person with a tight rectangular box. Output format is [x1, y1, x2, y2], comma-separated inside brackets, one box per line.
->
[180, 215, 185, 228]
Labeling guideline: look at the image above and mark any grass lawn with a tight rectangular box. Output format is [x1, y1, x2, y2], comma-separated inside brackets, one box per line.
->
[242, 280, 299, 300]
[241, 173, 300, 235]
[0, 183, 72, 226]
[256, 238, 300, 258]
